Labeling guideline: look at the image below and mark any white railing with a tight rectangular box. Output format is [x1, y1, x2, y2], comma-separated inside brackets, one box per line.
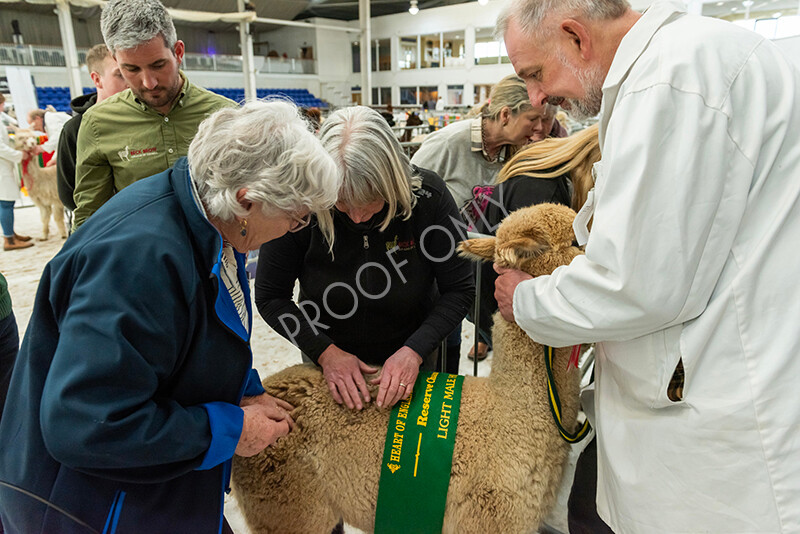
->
[0, 44, 78, 67]
[0, 44, 317, 75]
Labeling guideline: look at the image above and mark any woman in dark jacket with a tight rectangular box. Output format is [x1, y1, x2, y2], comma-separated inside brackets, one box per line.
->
[256, 106, 474, 411]
[0, 101, 340, 533]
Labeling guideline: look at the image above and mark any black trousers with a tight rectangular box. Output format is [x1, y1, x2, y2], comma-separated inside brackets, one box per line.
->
[567, 437, 614, 534]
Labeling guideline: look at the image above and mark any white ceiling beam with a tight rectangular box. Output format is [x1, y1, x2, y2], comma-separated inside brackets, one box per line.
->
[253, 16, 360, 33]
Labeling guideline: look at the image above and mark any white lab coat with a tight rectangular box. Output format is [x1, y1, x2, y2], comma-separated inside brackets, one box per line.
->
[512, 1, 800, 532]
[0, 131, 23, 202]
[39, 110, 71, 154]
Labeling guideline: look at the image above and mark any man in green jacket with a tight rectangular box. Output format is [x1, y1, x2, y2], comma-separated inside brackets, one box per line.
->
[72, 0, 237, 230]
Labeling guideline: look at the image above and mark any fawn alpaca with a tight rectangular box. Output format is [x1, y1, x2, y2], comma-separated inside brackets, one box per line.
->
[233, 203, 583, 534]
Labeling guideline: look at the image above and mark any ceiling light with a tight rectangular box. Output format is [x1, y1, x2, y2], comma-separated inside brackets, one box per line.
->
[716, 1, 723, 4]
[409, 0, 419, 14]
[478, 0, 489, 5]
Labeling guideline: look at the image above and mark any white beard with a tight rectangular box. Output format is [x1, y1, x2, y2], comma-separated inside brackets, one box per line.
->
[557, 52, 604, 121]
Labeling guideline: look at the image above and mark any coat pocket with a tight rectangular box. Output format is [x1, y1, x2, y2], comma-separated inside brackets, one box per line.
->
[599, 324, 687, 409]
[649, 324, 687, 408]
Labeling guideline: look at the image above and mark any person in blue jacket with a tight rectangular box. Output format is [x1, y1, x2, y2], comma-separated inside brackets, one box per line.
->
[0, 100, 341, 534]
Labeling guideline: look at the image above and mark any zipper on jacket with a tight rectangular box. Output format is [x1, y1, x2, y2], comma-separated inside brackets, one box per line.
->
[361, 234, 370, 344]
[102, 490, 126, 534]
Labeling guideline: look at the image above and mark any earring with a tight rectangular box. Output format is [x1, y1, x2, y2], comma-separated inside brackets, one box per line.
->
[240, 218, 248, 237]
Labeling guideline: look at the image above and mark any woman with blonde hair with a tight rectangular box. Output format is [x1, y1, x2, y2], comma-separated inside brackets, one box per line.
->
[256, 106, 473, 411]
[412, 74, 566, 208]
[411, 74, 567, 368]
[494, 122, 599, 212]
[466, 123, 600, 358]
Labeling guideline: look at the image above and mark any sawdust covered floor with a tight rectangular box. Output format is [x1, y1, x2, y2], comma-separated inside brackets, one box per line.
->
[0, 204, 574, 534]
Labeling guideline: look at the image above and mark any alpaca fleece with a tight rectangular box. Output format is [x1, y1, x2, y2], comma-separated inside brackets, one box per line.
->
[233, 203, 583, 534]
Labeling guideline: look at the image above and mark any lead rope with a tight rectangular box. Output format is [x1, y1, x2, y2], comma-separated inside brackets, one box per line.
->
[544, 345, 591, 443]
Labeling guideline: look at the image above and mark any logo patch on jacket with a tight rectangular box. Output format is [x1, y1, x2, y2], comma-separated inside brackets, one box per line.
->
[386, 235, 415, 251]
[416, 187, 432, 199]
[117, 145, 159, 162]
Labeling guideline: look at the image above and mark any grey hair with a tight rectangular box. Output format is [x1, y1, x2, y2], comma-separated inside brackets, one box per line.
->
[496, 0, 630, 41]
[189, 100, 341, 245]
[318, 106, 421, 233]
[101, 0, 177, 54]
[480, 74, 534, 121]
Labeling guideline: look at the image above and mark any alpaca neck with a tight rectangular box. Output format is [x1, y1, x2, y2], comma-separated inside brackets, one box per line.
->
[488, 318, 547, 391]
[487, 317, 576, 404]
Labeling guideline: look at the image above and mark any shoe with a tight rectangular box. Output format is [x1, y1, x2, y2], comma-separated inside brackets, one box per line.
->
[13, 233, 32, 242]
[3, 236, 34, 251]
[467, 341, 489, 361]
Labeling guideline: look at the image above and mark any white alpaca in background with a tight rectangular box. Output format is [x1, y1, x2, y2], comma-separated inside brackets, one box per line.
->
[14, 129, 67, 241]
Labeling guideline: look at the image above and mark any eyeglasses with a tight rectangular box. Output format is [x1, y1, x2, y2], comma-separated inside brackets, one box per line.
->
[289, 212, 312, 233]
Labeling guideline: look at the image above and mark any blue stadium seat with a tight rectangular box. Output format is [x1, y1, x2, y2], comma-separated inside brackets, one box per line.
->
[194, 87, 326, 108]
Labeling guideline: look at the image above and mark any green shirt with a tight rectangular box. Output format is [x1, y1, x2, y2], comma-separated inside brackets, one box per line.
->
[73, 74, 236, 229]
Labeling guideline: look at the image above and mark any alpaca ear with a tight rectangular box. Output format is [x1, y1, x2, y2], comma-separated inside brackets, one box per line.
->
[496, 237, 549, 265]
[458, 237, 496, 262]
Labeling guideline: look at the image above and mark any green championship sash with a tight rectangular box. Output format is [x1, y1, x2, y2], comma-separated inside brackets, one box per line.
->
[374, 371, 464, 533]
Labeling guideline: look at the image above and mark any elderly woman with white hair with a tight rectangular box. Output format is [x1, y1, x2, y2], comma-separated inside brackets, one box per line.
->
[256, 106, 474, 414]
[0, 101, 340, 533]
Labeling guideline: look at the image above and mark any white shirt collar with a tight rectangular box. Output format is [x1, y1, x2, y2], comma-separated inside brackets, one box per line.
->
[604, 0, 686, 93]
[599, 0, 687, 144]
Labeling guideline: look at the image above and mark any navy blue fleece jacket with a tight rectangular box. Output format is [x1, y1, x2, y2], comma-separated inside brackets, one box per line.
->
[0, 158, 265, 533]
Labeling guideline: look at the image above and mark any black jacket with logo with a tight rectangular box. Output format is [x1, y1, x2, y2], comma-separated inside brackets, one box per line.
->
[256, 167, 474, 365]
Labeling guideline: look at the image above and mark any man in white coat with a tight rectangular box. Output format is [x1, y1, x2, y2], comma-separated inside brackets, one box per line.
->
[495, 0, 800, 532]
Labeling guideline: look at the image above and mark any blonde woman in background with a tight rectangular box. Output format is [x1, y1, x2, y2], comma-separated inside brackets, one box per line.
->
[466, 124, 599, 359]
[411, 74, 567, 369]
[494, 122, 598, 212]
[412, 74, 566, 208]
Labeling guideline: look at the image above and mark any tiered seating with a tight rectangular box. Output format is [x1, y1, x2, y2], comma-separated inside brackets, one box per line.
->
[210, 88, 245, 102]
[34, 86, 328, 113]
[209, 87, 328, 108]
[34, 86, 85, 113]
[258, 88, 328, 109]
